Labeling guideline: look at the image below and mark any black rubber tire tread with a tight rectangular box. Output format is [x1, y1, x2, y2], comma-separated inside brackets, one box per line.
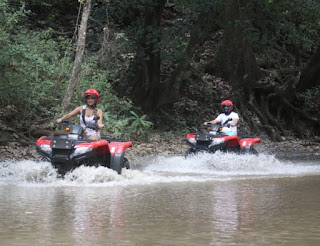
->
[122, 157, 130, 169]
[185, 148, 197, 159]
[250, 148, 258, 155]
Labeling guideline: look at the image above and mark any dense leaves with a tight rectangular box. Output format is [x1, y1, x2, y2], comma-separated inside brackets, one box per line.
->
[1, 2, 71, 123]
[0, 0, 319, 140]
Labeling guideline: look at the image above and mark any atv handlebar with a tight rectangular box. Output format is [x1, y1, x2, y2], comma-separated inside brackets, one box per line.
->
[93, 115, 100, 121]
[60, 120, 71, 126]
[59, 120, 99, 130]
[204, 118, 232, 127]
[86, 122, 100, 130]
[205, 118, 232, 132]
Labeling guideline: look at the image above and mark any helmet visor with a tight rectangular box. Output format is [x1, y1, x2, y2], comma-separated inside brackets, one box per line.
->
[222, 105, 231, 114]
[85, 94, 97, 103]
[86, 96, 96, 100]
[222, 105, 231, 110]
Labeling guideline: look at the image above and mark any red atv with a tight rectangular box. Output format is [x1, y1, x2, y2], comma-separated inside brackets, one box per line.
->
[185, 120, 261, 157]
[36, 120, 132, 176]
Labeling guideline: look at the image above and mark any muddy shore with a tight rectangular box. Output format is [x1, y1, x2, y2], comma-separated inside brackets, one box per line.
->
[1, 132, 319, 163]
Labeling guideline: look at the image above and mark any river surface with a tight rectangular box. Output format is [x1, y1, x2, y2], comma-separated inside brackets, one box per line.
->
[1, 152, 320, 246]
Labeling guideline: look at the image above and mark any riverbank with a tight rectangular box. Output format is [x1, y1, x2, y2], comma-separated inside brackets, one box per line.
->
[0, 132, 319, 163]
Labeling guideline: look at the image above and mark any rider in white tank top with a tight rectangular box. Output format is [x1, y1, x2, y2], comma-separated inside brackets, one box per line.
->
[56, 89, 104, 141]
[79, 114, 101, 137]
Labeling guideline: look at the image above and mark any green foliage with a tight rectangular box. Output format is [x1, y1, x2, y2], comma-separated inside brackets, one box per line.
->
[127, 111, 153, 138]
[102, 111, 130, 138]
[101, 107, 154, 139]
[15, 0, 79, 27]
[0, 0, 28, 30]
[0, 2, 73, 125]
[244, 0, 320, 54]
[0, 1, 146, 140]
[296, 86, 320, 116]
[101, 108, 153, 139]
[2, 0, 320, 140]
[176, 120, 189, 134]
[1, 31, 72, 116]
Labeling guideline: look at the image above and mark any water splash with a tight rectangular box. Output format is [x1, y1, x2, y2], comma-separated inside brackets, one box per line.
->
[144, 152, 320, 177]
[64, 166, 123, 183]
[0, 160, 57, 183]
[1, 152, 320, 186]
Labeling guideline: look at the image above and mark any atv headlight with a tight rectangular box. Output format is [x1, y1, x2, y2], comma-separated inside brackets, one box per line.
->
[188, 138, 196, 144]
[74, 147, 91, 155]
[209, 138, 225, 147]
[40, 144, 52, 154]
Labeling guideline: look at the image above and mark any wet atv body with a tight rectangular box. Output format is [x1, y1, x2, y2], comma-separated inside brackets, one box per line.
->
[185, 122, 261, 157]
[36, 121, 132, 176]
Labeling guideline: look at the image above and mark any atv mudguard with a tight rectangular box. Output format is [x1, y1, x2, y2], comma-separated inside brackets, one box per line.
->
[239, 138, 261, 148]
[108, 141, 132, 174]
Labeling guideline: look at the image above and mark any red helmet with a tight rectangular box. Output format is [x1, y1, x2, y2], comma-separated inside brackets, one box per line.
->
[84, 88, 100, 104]
[221, 100, 233, 110]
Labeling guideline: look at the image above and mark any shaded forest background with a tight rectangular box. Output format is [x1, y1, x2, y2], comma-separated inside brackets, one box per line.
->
[1, 0, 320, 144]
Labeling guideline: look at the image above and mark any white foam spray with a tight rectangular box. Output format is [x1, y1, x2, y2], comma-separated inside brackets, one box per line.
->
[1, 152, 319, 186]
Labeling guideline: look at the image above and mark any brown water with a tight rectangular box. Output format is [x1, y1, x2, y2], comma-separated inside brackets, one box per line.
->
[1, 153, 320, 246]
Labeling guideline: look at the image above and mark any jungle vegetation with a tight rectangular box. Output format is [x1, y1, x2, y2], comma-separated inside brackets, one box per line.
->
[1, 0, 320, 142]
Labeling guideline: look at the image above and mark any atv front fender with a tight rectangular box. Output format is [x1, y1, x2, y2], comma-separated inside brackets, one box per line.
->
[239, 138, 261, 147]
[110, 152, 125, 174]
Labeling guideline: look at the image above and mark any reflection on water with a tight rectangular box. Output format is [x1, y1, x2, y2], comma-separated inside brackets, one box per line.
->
[1, 153, 320, 245]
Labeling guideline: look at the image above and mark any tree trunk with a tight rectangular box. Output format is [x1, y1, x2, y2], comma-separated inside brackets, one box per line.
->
[296, 46, 320, 92]
[129, 0, 166, 112]
[155, 24, 218, 109]
[129, 2, 219, 111]
[62, 0, 92, 111]
[214, 0, 262, 88]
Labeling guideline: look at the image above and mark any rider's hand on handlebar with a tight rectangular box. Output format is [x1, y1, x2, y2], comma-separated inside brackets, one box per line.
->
[56, 118, 62, 124]
[86, 122, 100, 130]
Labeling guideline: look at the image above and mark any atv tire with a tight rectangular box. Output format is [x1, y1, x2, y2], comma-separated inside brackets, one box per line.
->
[110, 153, 130, 174]
[250, 148, 258, 155]
[54, 162, 74, 177]
[122, 158, 130, 170]
[243, 147, 258, 155]
[185, 148, 197, 159]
